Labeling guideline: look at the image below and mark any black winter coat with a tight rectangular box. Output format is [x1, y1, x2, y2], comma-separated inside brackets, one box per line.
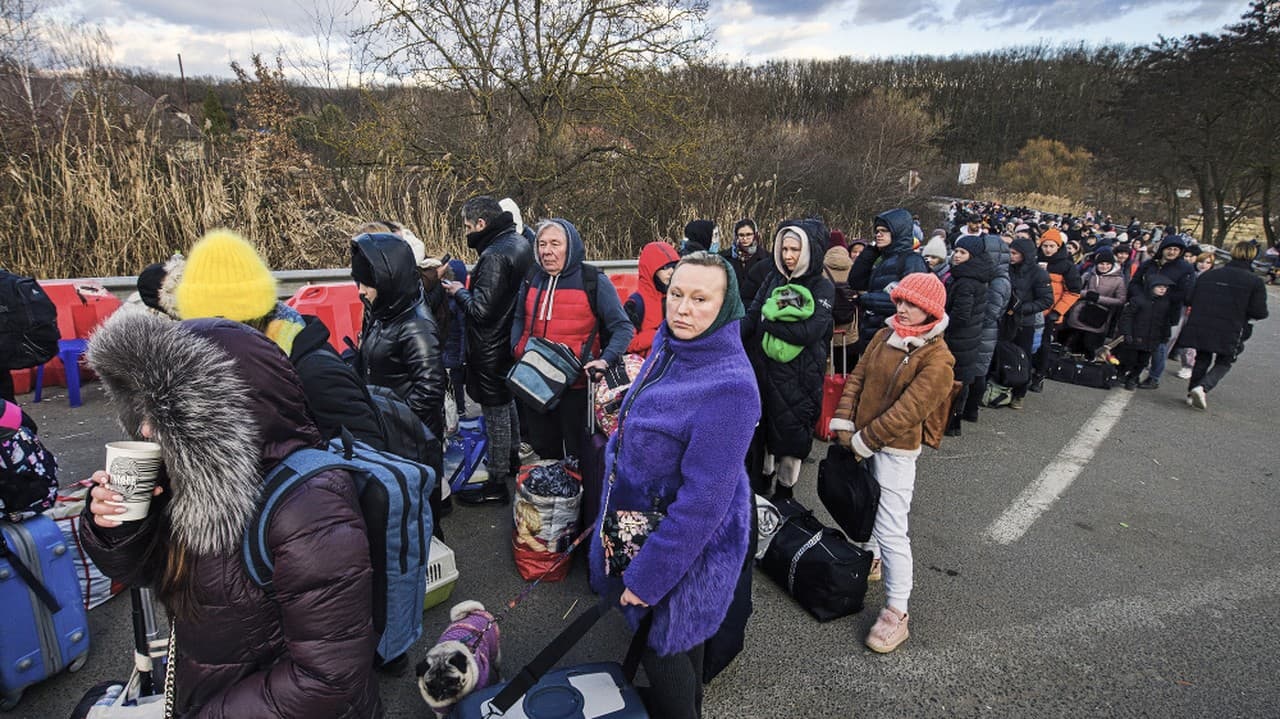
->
[1118, 290, 1172, 351]
[1130, 256, 1195, 326]
[975, 235, 1013, 377]
[454, 216, 535, 406]
[848, 208, 930, 347]
[944, 251, 995, 382]
[743, 218, 834, 459]
[1007, 237, 1054, 332]
[721, 245, 771, 305]
[290, 315, 387, 451]
[1176, 260, 1269, 356]
[353, 234, 447, 440]
[83, 317, 381, 719]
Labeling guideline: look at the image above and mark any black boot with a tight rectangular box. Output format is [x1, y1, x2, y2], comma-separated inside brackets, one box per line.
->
[944, 417, 962, 437]
[771, 483, 794, 502]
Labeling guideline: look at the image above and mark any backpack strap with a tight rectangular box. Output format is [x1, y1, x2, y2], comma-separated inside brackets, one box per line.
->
[580, 264, 606, 361]
[624, 291, 644, 330]
[242, 448, 356, 590]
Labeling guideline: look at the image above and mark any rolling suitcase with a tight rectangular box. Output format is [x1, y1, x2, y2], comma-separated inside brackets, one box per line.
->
[0, 515, 91, 710]
[814, 332, 847, 441]
[71, 588, 169, 718]
[451, 591, 648, 719]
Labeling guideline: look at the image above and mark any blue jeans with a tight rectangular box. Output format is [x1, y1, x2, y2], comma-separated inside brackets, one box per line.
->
[1148, 341, 1168, 380]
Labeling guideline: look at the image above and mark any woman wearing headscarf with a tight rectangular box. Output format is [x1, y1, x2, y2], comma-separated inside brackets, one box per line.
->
[589, 252, 759, 719]
[742, 219, 834, 500]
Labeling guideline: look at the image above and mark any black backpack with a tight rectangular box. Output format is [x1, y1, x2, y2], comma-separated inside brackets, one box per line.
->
[992, 340, 1031, 387]
[366, 384, 441, 473]
[0, 271, 59, 370]
[830, 280, 859, 326]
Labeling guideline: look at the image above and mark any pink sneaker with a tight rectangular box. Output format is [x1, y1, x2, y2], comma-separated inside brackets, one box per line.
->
[866, 607, 909, 653]
[868, 558, 882, 582]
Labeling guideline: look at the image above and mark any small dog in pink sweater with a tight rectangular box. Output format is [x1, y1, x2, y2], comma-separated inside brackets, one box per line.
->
[416, 601, 502, 716]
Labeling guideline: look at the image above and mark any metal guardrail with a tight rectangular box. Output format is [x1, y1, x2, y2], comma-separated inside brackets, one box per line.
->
[81, 260, 642, 302]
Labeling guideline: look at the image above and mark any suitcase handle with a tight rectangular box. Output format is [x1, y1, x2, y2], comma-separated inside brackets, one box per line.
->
[0, 528, 62, 613]
[489, 589, 649, 713]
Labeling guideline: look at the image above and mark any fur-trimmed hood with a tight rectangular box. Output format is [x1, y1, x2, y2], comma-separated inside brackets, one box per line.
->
[86, 312, 322, 556]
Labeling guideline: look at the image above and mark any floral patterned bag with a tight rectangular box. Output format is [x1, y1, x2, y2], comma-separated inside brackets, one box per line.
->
[600, 507, 664, 577]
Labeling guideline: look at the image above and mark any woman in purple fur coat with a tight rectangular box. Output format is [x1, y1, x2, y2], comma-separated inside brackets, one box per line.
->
[589, 252, 760, 719]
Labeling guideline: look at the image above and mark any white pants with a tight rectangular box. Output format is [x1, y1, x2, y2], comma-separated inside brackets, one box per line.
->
[862, 450, 919, 613]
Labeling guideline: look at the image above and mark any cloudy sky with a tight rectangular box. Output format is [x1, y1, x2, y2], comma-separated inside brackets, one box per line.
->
[42, 0, 1250, 81]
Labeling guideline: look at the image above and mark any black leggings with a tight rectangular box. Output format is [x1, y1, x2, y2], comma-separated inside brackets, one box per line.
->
[447, 366, 467, 415]
[640, 642, 705, 719]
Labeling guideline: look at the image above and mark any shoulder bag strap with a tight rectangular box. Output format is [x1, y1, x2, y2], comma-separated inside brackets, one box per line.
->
[490, 590, 616, 712]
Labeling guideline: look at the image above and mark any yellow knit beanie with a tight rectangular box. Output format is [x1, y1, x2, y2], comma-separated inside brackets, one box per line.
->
[176, 229, 278, 321]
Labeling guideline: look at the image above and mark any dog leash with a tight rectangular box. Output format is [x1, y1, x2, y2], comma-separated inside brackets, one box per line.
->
[462, 525, 595, 652]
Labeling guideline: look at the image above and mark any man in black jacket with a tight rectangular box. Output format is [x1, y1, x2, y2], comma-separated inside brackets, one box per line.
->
[443, 196, 535, 504]
[1174, 241, 1269, 409]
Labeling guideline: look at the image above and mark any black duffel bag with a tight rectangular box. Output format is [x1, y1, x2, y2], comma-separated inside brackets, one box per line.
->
[760, 498, 873, 622]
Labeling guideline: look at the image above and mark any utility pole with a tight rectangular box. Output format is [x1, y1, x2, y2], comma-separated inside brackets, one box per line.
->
[177, 54, 188, 107]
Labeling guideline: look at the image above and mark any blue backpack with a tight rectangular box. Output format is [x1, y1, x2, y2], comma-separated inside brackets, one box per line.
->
[242, 432, 435, 663]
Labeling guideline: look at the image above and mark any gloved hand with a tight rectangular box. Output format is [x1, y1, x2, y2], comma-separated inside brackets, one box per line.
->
[1084, 290, 1100, 303]
[1047, 310, 1061, 323]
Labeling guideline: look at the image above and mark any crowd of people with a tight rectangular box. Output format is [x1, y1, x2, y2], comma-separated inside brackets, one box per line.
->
[36, 194, 1267, 718]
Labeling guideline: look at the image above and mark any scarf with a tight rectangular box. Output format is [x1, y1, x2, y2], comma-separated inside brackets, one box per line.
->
[888, 314, 942, 339]
[264, 301, 306, 355]
[686, 254, 746, 340]
[465, 211, 516, 251]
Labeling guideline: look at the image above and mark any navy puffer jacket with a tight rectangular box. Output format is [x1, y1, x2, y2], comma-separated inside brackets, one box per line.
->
[847, 208, 930, 348]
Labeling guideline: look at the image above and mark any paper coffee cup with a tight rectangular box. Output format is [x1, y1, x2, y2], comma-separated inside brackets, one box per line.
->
[105, 441, 163, 521]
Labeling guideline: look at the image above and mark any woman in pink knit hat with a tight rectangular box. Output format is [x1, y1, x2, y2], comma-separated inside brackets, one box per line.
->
[829, 272, 956, 653]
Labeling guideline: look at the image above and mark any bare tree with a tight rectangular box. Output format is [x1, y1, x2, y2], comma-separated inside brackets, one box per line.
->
[354, 0, 710, 208]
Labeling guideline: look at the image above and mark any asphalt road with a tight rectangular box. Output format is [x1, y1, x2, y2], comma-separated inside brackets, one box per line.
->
[10, 285, 1279, 718]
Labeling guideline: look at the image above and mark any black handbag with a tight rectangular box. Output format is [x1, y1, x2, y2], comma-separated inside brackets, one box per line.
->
[1074, 301, 1111, 329]
[760, 498, 873, 622]
[816, 444, 880, 543]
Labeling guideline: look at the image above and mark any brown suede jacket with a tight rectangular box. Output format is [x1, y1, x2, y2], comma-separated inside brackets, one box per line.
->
[832, 320, 956, 457]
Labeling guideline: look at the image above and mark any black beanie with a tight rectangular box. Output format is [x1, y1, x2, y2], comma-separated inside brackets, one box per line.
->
[136, 262, 167, 311]
[1093, 249, 1115, 266]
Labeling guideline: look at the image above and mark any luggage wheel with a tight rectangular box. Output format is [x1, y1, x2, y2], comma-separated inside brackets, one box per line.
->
[69, 654, 88, 672]
[0, 690, 22, 711]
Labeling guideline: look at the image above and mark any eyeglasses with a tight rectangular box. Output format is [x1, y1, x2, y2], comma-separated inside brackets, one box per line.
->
[736, 232, 755, 238]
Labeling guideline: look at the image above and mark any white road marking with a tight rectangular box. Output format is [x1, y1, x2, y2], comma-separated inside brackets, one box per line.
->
[983, 389, 1133, 544]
